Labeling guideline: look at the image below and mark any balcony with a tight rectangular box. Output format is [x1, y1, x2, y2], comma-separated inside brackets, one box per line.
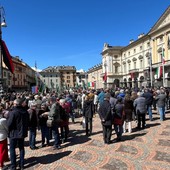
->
[129, 68, 139, 73]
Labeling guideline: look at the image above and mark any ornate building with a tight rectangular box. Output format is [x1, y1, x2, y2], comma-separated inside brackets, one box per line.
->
[100, 6, 170, 88]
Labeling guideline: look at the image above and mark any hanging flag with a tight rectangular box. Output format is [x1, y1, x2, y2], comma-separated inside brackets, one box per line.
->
[162, 48, 165, 64]
[130, 72, 134, 79]
[1, 40, 14, 73]
[156, 66, 162, 79]
[103, 72, 107, 82]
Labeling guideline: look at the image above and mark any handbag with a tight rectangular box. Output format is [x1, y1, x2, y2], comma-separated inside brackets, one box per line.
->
[82, 117, 86, 129]
[46, 119, 54, 127]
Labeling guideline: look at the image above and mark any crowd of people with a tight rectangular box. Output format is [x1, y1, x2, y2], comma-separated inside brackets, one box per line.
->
[0, 86, 169, 169]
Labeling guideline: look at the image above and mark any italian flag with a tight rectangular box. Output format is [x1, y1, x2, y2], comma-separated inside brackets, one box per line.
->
[156, 66, 162, 78]
[88, 82, 95, 87]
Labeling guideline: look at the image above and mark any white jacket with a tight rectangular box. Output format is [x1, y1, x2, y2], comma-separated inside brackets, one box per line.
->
[0, 118, 8, 141]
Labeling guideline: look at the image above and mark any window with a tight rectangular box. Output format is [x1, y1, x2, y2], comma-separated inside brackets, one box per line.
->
[115, 66, 118, 73]
[160, 37, 163, 43]
[56, 79, 58, 82]
[128, 51, 130, 56]
[140, 46, 143, 50]
[124, 64, 126, 73]
[128, 63, 131, 70]
[67, 72, 70, 74]
[134, 49, 136, 54]
[67, 76, 70, 79]
[140, 60, 143, 68]
[3, 72, 6, 77]
[67, 80, 70, 83]
[147, 42, 150, 48]
[134, 61, 136, 69]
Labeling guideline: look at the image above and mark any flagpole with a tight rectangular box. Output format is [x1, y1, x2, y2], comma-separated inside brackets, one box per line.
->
[149, 47, 153, 87]
[0, 6, 7, 95]
[162, 46, 165, 87]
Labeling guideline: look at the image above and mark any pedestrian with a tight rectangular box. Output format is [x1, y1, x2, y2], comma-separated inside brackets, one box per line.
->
[98, 93, 112, 144]
[143, 88, 154, 121]
[155, 89, 166, 121]
[123, 94, 134, 133]
[37, 103, 50, 147]
[83, 95, 94, 136]
[113, 97, 125, 141]
[134, 92, 147, 129]
[0, 105, 9, 170]
[7, 99, 29, 170]
[59, 99, 70, 143]
[48, 96, 61, 150]
[28, 102, 38, 150]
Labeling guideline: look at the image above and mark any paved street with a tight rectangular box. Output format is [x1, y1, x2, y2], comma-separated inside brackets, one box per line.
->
[5, 111, 170, 170]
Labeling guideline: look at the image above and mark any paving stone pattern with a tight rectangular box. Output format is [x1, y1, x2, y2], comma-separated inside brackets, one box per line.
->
[5, 111, 170, 170]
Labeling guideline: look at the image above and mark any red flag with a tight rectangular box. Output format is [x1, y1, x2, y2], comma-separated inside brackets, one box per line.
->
[130, 73, 134, 79]
[1, 39, 14, 74]
[103, 72, 107, 82]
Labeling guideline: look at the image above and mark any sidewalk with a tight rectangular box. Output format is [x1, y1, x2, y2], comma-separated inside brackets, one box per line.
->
[5, 111, 170, 170]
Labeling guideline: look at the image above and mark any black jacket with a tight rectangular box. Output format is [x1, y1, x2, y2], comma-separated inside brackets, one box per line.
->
[83, 100, 94, 119]
[7, 106, 29, 139]
[99, 100, 112, 126]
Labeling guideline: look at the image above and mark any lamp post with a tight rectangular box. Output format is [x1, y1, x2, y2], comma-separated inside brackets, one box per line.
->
[0, 6, 7, 95]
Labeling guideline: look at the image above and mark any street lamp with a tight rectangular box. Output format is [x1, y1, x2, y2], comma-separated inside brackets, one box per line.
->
[0, 6, 7, 95]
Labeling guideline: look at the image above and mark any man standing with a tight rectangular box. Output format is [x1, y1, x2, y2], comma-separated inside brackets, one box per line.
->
[48, 96, 61, 150]
[98, 93, 112, 144]
[134, 92, 147, 129]
[143, 88, 153, 121]
[7, 99, 29, 170]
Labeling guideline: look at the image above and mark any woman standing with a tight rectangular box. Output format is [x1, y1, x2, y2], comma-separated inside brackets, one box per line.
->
[123, 94, 134, 133]
[113, 97, 125, 142]
[83, 95, 94, 136]
[0, 105, 9, 170]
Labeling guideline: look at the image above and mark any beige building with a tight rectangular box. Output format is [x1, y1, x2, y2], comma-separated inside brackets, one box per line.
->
[87, 64, 103, 89]
[99, 6, 170, 88]
[40, 66, 76, 92]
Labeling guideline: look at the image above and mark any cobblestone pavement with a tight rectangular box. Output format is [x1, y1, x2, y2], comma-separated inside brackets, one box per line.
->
[5, 110, 170, 170]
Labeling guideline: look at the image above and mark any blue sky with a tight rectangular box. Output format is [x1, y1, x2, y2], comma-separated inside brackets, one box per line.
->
[1, 0, 170, 71]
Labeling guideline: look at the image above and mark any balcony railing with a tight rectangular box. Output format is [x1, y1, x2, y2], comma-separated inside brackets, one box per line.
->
[129, 68, 139, 73]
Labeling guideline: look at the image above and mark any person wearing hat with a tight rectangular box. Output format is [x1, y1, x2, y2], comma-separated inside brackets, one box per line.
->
[98, 93, 112, 144]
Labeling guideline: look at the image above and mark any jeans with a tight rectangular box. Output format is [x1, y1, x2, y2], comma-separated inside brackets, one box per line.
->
[114, 124, 123, 139]
[51, 124, 61, 147]
[29, 127, 37, 149]
[137, 114, 146, 128]
[9, 138, 25, 170]
[158, 106, 165, 121]
[41, 126, 50, 144]
[147, 105, 153, 120]
[85, 117, 92, 136]
[102, 125, 112, 143]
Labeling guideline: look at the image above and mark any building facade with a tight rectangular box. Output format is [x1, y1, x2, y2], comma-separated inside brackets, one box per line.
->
[99, 6, 170, 89]
[40, 66, 76, 92]
[87, 64, 103, 89]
